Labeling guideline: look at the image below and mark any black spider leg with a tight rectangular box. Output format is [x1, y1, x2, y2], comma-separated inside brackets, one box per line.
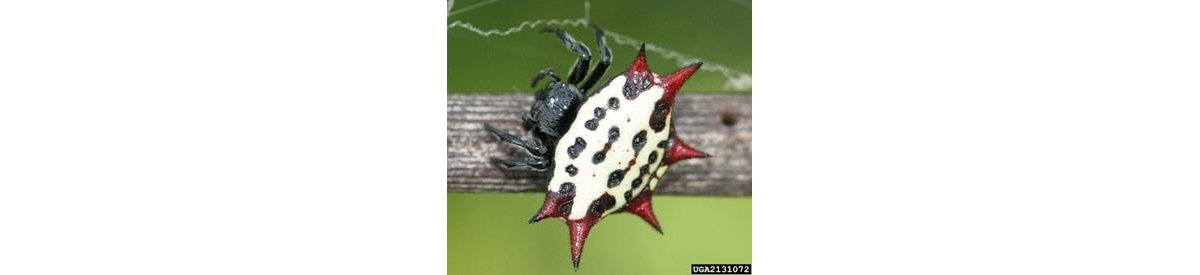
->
[494, 157, 549, 170]
[579, 25, 612, 93]
[484, 124, 548, 157]
[542, 28, 592, 85]
[530, 68, 562, 88]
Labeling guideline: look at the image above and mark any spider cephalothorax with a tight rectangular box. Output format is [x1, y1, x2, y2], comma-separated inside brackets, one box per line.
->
[486, 25, 709, 271]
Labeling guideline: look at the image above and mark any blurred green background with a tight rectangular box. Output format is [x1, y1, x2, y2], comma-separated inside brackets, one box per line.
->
[448, 0, 751, 274]
[447, 0, 751, 93]
[448, 193, 751, 274]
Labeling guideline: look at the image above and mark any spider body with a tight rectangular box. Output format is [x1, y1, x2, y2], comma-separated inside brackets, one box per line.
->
[485, 26, 709, 271]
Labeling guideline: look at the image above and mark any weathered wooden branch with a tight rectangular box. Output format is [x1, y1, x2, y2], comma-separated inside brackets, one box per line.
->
[447, 93, 751, 196]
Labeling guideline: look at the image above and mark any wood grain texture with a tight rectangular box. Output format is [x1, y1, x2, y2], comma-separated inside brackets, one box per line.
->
[447, 93, 751, 196]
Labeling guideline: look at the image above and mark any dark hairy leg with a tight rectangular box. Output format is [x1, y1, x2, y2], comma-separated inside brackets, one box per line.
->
[542, 28, 592, 85]
[579, 25, 612, 92]
[494, 156, 550, 170]
[484, 124, 548, 157]
[530, 68, 562, 88]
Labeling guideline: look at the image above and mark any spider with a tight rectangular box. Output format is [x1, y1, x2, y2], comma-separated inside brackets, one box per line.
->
[484, 25, 707, 270]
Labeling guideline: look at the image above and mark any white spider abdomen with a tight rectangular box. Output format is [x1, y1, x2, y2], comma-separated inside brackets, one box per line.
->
[549, 75, 674, 220]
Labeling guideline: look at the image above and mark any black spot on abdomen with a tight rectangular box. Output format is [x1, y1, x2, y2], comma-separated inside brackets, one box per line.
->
[590, 193, 616, 215]
[608, 127, 620, 142]
[622, 72, 652, 100]
[593, 142, 612, 164]
[631, 163, 652, 190]
[622, 82, 638, 99]
[567, 138, 586, 159]
[649, 100, 671, 132]
[607, 170, 625, 188]
[559, 182, 575, 194]
[632, 130, 647, 151]
[608, 97, 620, 109]
[565, 164, 577, 176]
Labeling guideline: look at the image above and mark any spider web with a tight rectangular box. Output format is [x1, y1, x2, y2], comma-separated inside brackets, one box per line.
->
[447, 0, 752, 91]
